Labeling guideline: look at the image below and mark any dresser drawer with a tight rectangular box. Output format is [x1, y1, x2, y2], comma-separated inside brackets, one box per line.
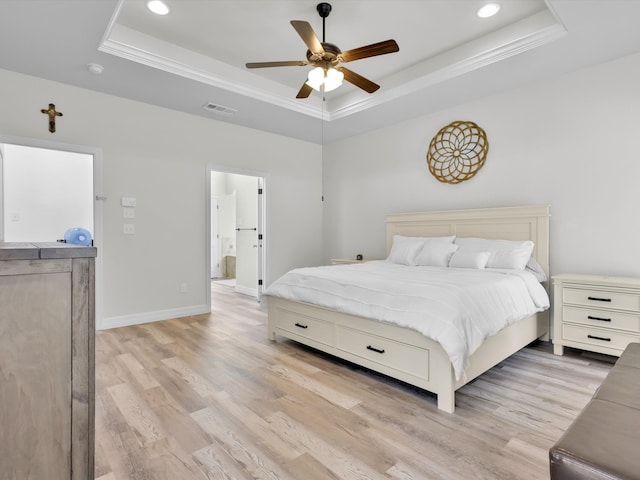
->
[562, 306, 640, 333]
[336, 326, 429, 380]
[562, 324, 640, 352]
[563, 287, 640, 312]
[275, 311, 335, 346]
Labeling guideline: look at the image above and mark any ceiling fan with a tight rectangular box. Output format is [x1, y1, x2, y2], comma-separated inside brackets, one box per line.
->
[245, 2, 399, 98]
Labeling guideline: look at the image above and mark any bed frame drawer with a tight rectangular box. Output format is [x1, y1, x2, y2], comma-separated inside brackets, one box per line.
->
[562, 287, 640, 312]
[562, 306, 640, 333]
[274, 310, 335, 347]
[336, 326, 430, 380]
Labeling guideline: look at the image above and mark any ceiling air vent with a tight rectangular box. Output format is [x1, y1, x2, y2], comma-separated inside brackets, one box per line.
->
[202, 102, 237, 116]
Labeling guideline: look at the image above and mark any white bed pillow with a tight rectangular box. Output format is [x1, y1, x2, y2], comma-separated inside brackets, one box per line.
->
[454, 237, 534, 270]
[387, 236, 425, 265]
[525, 257, 548, 282]
[415, 243, 459, 267]
[387, 235, 455, 265]
[448, 250, 491, 269]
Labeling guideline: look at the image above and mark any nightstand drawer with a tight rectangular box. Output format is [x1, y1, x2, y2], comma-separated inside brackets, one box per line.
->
[563, 287, 640, 312]
[562, 306, 640, 333]
[562, 324, 640, 351]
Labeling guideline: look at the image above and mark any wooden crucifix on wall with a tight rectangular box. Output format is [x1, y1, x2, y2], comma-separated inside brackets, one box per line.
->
[40, 103, 63, 133]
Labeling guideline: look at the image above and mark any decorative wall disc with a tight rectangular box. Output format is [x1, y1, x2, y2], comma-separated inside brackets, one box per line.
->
[426, 120, 489, 184]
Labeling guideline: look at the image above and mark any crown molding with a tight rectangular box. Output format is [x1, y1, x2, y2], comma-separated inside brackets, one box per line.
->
[328, 10, 567, 120]
[100, 3, 565, 124]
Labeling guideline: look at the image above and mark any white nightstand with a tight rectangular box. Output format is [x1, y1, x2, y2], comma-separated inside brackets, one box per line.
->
[330, 258, 366, 265]
[552, 273, 640, 357]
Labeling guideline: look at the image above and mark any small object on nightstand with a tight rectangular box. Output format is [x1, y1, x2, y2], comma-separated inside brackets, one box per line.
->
[356, 254, 363, 261]
[552, 273, 640, 357]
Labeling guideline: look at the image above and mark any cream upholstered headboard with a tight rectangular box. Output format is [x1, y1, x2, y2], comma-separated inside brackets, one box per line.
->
[386, 205, 550, 278]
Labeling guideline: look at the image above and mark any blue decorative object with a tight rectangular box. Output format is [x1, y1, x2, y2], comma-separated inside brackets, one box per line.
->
[64, 227, 92, 246]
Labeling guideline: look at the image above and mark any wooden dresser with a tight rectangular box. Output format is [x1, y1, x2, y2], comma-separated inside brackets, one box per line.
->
[0, 242, 96, 480]
[552, 273, 640, 357]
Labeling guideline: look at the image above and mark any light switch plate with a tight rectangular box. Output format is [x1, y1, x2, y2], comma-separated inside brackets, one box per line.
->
[123, 207, 135, 218]
[123, 223, 135, 234]
[121, 197, 137, 207]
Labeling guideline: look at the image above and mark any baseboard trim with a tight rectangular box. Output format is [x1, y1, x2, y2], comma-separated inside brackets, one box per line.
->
[234, 284, 257, 298]
[98, 304, 211, 330]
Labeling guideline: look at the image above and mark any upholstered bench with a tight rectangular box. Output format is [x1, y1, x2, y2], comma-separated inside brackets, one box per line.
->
[549, 342, 640, 480]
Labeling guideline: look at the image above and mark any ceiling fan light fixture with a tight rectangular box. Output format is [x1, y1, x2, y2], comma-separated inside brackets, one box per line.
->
[147, 0, 170, 15]
[305, 67, 344, 92]
[477, 3, 501, 18]
[305, 67, 325, 91]
[324, 67, 344, 92]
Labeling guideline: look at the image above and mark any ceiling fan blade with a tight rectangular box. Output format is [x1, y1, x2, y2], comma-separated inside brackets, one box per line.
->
[246, 61, 307, 69]
[338, 67, 380, 94]
[290, 20, 324, 55]
[296, 83, 313, 99]
[340, 39, 399, 63]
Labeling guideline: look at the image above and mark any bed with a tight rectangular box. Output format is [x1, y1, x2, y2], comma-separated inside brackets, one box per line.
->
[265, 205, 550, 413]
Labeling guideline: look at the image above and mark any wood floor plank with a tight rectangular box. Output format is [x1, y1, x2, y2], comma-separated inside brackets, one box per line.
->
[266, 410, 386, 480]
[269, 363, 362, 409]
[107, 383, 165, 446]
[94, 282, 616, 479]
[161, 356, 221, 398]
[191, 406, 293, 480]
[211, 390, 306, 461]
[192, 442, 253, 480]
[116, 353, 161, 391]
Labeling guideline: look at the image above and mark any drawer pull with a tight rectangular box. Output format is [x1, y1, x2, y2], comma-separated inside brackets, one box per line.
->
[587, 334, 611, 342]
[366, 345, 385, 354]
[294, 322, 308, 329]
[587, 296, 612, 303]
[587, 315, 612, 322]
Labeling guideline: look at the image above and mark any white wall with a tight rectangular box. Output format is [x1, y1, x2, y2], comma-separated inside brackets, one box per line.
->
[323, 52, 640, 278]
[0, 68, 323, 329]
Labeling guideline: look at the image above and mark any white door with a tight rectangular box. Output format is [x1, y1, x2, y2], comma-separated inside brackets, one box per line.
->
[256, 177, 264, 299]
[234, 175, 258, 297]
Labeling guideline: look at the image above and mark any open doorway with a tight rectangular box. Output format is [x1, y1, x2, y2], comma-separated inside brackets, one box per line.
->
[0, 135, 103, 324]
[1, 143, 93, 241]
[208, 168, 265, 300]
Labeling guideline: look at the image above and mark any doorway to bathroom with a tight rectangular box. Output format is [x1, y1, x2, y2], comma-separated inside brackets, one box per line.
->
[209, 169, 265, 300]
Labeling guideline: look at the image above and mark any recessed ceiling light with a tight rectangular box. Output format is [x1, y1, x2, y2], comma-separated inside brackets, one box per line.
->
[147, 0, 170, 15]
[477, 3, 501, 18]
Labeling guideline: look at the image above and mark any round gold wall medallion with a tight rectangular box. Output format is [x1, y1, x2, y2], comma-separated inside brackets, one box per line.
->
[426, 120, 489, 184]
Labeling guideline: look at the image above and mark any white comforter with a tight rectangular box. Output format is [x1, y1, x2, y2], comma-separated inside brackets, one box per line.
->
[264, 261, 549, 379]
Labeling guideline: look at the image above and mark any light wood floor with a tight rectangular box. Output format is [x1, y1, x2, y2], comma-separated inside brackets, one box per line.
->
[95, 283, 615, 480]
